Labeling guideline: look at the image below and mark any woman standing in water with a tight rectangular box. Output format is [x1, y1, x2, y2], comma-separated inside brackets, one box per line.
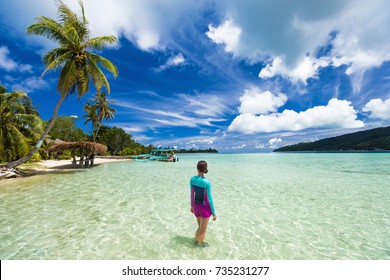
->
[190, 160, 217, 247]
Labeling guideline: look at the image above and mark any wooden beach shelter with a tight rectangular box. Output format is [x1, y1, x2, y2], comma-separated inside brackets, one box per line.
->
[49, 140, 107, 167]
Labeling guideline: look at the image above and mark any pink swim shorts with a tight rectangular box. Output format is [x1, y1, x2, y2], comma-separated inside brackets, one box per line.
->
[193, 204, 212, 218]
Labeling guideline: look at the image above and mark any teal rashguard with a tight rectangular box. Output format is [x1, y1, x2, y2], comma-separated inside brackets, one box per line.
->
[190, 176, 216, 217]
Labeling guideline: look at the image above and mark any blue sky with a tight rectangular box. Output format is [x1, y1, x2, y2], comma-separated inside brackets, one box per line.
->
[1, 0, 390, 152]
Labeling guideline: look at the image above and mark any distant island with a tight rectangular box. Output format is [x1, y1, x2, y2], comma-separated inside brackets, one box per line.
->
[274, 126, 390, 152]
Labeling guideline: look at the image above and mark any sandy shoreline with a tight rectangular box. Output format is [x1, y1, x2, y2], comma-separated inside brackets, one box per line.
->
[35, 157, 131, 170]
[1, 157, 132, 180]
[0, 158, 131, 179]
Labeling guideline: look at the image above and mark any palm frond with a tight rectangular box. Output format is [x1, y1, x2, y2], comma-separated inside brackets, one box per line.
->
[84, 36, 117, 50]
[42, 49, 73, 76]
[75, 67, 90, 98]
[26, 16, 69, 45]
[6, 123, 31, 158]
[62, 23, 81, 46]
[57, 59, 79, 95]
[86, 59, 110, 93]
[57, 0, 89, 43]
[88, 52, 119, 78]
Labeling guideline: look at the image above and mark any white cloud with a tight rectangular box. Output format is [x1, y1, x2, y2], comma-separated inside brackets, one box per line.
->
[0, 0, 208, 51]
[76, 0, 208, 51]
[179, 93, 228, 117]
[232, 144, 246, 150]
[11, 76, 49, 93]
[268, 137, 282, 149]
[0, 46, 33, 73]
[156, 53, 185, 71]
[363, 97, 390, 120]
[255, 143, 265, 149]
[187, 137, 216, 145]
[206, 19, 242, 53]
[0, 46, 17, 71]
[3, 0, 390, 93]
[228, 98, 364, 134]
[209, 0, 390, 87]
[259, 56, 330, 84]
[239, 87, 287, 114]
[115, 100, 226, 129]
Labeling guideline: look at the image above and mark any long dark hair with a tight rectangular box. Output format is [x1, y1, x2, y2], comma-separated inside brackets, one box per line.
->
[197, 160, 208, 173]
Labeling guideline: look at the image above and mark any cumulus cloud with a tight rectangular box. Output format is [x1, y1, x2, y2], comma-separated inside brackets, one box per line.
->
[206, 19, 242, 53]
[209, 0, 390, 86]
[228, 98, 364, 134]
[239, 87, 287, 114]
[4, 0, 390, 83]
[268, 137, 282, 149]
[67, 0, 208, 51]
[259, 56, 330, 84]
[0, 0, 208, 51]
[0, 46, 32, 73]
[156, 53, 185, 71]
[363, 97, 390, 120]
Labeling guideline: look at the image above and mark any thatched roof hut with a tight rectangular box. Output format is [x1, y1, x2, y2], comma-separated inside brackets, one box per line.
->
[49, 141, 107, 155]
[49, 141, 107, 167]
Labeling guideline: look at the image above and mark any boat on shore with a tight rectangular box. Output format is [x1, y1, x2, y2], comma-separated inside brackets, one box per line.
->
[132, 148, 178, 162]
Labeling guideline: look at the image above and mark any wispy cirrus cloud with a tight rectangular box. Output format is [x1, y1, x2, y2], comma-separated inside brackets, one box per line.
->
[178, 93, 229, 117]
[115, 98, 227, 130]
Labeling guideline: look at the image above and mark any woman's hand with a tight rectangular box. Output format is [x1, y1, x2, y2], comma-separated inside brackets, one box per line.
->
[190, 207, 194, 213]
[212, 215, 217, 221]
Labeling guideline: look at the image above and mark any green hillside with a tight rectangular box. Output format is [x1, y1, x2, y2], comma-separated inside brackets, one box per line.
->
[274, 126, 390, 152]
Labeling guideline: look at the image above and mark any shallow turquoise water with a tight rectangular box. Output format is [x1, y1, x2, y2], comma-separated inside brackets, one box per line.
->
[1, 153, 389, 259]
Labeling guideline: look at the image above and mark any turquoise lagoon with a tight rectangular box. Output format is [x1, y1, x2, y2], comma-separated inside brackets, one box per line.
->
[0, 153, 389, 259]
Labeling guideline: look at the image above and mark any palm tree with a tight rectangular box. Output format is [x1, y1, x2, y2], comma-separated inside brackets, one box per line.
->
[94, 91, 116, 141]
[0, 90, 43, 162]
[5, 0, 118, 168]
[83, 100, 99, 139]
[84, 91, 116, 142]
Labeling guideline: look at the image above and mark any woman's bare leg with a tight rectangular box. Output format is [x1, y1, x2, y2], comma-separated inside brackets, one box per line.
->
[194, 217, 201, 242]
[197, 217, 210, 245]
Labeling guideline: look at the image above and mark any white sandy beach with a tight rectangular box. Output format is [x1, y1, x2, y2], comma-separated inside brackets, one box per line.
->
[35, 157, 131, 170]
[0, 157, 132, 179]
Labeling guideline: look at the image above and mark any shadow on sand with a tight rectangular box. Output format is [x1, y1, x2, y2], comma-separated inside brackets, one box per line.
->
[171, 235, 198, 248]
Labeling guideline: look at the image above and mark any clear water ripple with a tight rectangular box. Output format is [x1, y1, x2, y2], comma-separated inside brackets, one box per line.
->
[0, 153, 389, 259]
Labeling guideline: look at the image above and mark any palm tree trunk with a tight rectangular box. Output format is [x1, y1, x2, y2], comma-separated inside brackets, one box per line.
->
[5, 94, 66, 169]
[92, 122, 102, 142]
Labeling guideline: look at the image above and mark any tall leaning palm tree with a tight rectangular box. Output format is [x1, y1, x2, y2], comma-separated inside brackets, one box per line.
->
[6, 0, 118, 169]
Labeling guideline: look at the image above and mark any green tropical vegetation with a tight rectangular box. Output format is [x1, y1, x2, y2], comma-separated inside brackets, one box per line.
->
[48, 116, 88, 142]
[96, 126, 153, 155]
[176, 148, 218, 153]
[5, 0, 118, 169]
[0, 85, 44, 163]
[1, 81, 153, 163]
[274, 126, 390, 152]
